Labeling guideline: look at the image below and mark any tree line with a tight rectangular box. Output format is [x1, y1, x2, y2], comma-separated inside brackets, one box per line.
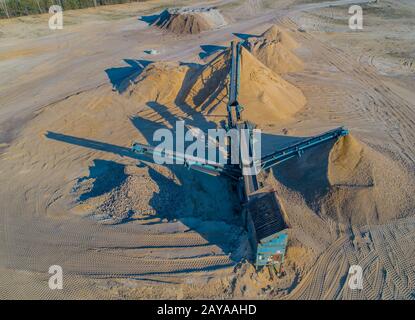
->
[0, 0, 147, 18]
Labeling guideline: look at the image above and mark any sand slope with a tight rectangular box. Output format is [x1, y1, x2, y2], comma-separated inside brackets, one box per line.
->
[238, 46, 306, 121]
[182, 46, 306, 122]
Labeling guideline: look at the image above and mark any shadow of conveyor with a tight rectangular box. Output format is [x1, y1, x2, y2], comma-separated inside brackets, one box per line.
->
[46, 128, 243, 262]
[45, 132, 141, 159]
[45, 54, 243, 261]
[138, 10, 169, 25]
[176, 51, 230, 115]
[199, 44, 227, 59]
[269, 137, 336, 214]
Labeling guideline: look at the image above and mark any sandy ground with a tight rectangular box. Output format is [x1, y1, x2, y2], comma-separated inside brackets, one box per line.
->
[1, 0, 415, 299]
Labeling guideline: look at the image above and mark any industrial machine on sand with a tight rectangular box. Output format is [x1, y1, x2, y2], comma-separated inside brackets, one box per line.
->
[132, 41, 349, 271]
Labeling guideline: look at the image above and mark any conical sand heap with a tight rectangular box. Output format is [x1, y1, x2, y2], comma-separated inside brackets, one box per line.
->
[273, 134, 415, 226]
[323, 135, 415, 225]
[151, 8, 227, 34]
[128, 44, 306, 124]
[245, 25, 304, 74]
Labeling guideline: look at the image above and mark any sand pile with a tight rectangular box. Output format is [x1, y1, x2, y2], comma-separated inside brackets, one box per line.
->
[322, 135, 415, 225]
[180, 47, 305, 123]
[152, 7, 227, 34]
[274, 134, 415, 226]
[128, 62, 189, 106]
[237, 46, 305, 121]
[245, 25, 304, 74]
[127, 45, 306, 124]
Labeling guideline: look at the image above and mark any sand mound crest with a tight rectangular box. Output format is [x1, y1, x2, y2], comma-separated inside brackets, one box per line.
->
[152, 8, 227, 34]
[261, 25, 299, 50]
[245, 25, 303, 74]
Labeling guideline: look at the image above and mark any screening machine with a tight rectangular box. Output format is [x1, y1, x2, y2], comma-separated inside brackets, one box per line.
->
[132, 41, 349, 270]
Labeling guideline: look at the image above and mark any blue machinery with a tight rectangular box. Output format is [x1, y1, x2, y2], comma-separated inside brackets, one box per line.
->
[132, 41, 349, 270]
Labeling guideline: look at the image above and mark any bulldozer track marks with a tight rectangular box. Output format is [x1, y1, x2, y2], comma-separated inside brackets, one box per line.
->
[281, 17, 415, 166]
[68, 254, 234, 277]
[274, 20, 415, 298]
[287, 236, 348, 299]
[287, 218, 415, 299]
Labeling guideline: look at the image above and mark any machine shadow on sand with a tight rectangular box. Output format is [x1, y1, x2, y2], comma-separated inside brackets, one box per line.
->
[269, 138, 335, 213]
[232, 32, 259, 40]
[46, 128, 244, 263]
[105, 59, 152, 93]
[199, 44, 227, 59]
[75, 159, 128, 202]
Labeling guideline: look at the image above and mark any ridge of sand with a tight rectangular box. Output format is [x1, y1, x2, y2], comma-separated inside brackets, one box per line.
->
[245, 25, 304, 74]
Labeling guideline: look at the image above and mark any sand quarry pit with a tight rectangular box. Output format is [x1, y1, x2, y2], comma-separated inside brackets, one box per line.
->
[1, 0, 415, 300]
[148, 7, 227, 34]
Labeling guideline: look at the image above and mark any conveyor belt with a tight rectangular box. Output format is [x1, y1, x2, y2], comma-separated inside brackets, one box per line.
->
[227, 41, 242, 128]
[260, 127, 349, 170]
